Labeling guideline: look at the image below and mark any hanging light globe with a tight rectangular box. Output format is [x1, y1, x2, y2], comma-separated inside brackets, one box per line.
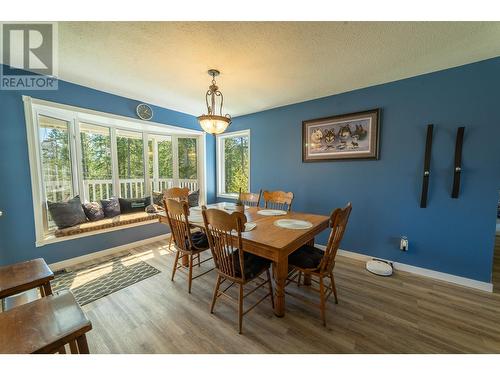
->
[197, 69, 231, 135]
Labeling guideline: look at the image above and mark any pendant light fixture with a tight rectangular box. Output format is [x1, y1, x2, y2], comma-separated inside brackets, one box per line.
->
[197, 69, 231, 135]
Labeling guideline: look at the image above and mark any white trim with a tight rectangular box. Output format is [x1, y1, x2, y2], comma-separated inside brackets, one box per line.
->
[216, 129, 251, 199]
[23, 96, 202, 136]
[49, 233, 170, 271]
[36, 218, 161, 247]
[316, 245, 494, 293]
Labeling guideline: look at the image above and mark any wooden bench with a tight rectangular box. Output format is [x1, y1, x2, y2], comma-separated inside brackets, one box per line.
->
[0, 258, 54, 311]
[0, 291, 92, 354]
[54, 211, 159, 237]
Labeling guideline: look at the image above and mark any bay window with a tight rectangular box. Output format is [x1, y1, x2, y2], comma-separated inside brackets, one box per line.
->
[24, 96, 205, 245]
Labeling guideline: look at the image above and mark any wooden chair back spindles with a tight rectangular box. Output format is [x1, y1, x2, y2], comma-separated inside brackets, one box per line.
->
[238, 190, 262, 207]
[163, 198, 193, 252]
[201, 206, 274, 333]
[320, 203, 352, 274]
[285, 202, 352, 326]
[201, 207, 247, 281]
[164, 187, 190, 202]
[262, 190, 294, 212]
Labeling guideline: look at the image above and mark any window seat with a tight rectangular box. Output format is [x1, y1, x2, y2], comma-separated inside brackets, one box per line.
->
[54, 212, 159, 238]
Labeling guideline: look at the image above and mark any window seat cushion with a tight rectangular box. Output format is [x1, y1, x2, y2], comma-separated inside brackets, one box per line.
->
[54, 211, 159, 238]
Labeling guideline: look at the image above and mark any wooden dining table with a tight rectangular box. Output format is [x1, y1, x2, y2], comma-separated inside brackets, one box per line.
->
[158, 202, 330, 317]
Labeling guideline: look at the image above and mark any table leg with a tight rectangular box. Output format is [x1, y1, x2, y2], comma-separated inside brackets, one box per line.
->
[273, 258, 288, 317]
[76, 334, 90, 354]
[42, 282, 53, 296]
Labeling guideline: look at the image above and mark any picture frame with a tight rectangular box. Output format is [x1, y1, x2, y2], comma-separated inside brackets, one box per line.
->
[302, 108, 381, 162]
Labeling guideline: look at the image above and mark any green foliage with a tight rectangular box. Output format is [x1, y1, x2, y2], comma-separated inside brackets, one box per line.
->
[117, 135, 144, 179]
[224, 136, 249, 194]
[178, 138, 197, 179]
[158, 140, 173, 178]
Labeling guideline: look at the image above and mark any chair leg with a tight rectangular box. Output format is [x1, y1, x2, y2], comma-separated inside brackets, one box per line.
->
[171, 250, 180, 281]
[76, 334, 90, 354]
[238, 283, 244, 334]
[297, 271, 302, 287]
[319, 276, 326, 326]
[266, 268, 275, 308]
[69, 340, 79, 354]
[198, 253, 201, 267]
[210, 275, 221, 313]
[188, 254, 194, 293]
[168, 235, 173, 249]
[330, 272, 338, 304]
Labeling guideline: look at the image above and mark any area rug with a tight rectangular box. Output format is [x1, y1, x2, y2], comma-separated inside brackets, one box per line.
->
[52, 253, 161, 306]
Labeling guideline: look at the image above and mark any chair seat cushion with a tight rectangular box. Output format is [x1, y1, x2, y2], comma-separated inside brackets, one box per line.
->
[54, 212, 158, 237]
[233, 251, 271, 280]
[289, 245, 325, 269]
[187, 231, 209, 250]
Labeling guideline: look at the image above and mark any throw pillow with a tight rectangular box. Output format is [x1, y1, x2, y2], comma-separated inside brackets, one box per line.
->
[152, 191, 164, 208]
[119, 197, 151, 213]
[82, 201, 105, 221]
[47, 195, 88, 229]
[188, 190, 200, 208]
[101, 197, 121, 217]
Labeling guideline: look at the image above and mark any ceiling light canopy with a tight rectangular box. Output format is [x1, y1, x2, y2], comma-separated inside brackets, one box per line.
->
[197, 69, 231, 135]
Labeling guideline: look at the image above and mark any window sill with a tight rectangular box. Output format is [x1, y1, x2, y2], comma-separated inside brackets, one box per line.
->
[217, 193, 238, 200]
[35, 219, 160, 247]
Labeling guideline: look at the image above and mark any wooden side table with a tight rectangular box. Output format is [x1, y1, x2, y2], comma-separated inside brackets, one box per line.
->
[0, 291, 92, 354]
[0, 258, 54, 304]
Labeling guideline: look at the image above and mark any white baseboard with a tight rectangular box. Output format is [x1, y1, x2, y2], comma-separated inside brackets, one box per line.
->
[316, 245, 493, 293]
[49, 233, 170, 271]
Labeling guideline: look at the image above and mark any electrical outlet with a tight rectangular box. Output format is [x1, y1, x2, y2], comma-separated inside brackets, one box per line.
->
[400, 236, 408, 251]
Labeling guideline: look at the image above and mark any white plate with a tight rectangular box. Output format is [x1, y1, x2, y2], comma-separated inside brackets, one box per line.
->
[188, 214, 204, 224]
[273, 219, 313, 230]
[257, 209, 287, 216]
[244, 222, 257, 231]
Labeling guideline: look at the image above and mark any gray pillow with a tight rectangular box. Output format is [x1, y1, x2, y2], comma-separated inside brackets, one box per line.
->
[188, 190, 199, 207]
[47, 195, 88, 229]
[100, 197, 121, 218]
[82, 202, 105, 221]
[152, 191, 164, 207]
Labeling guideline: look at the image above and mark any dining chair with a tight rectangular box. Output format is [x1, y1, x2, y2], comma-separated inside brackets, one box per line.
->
[286, 202, 352, 326]
[164, 198, 214, 293]
[238, 189, 262, 207]
[164, 187, 190, 248]
[262, 190, 294, 212]
[164, 186, 189, 201]
[201, 207, 274, 334]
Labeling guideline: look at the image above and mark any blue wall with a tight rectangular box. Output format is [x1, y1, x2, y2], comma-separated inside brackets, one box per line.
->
[224, 58, 500, 283]
[0, 69, 216, 266]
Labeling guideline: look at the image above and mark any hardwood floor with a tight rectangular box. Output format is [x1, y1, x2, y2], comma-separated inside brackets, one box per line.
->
[81, 239, 500, 353]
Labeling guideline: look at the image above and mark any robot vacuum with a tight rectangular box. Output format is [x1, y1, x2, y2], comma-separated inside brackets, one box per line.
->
[366, 259, 393, 276]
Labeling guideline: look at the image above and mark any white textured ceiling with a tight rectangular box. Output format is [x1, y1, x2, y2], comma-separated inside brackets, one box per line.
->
[52, 22, 500, 116]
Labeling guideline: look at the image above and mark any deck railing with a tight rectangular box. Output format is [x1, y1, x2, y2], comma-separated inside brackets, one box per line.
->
[45, 178, 199, 203]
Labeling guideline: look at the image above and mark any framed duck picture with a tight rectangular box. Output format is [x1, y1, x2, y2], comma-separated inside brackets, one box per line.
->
[302, 108, 381, 162]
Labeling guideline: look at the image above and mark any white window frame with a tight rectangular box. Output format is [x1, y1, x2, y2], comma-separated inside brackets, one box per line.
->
[23, 96, 206, 247]
[216, 129, 251, 199]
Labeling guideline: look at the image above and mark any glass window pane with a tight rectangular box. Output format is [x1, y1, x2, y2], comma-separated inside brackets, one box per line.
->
[38, 115, 74, 230]
[116, 129, 145, 198]
[224, 135, 249, 194]
[157, 137, 173, 191]
[80, 123, 112, 202]
[178, 138, 197, 180]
